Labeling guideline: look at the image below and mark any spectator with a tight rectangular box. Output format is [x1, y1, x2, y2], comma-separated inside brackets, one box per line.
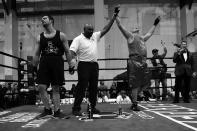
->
[0, 83, 7, 109]
[4, 83, 13, 107]
[60, 86, 67, 99]
[109, 82, 117, 98]
[151, 40, 168, 100]
[12, 83, 19, 106]
[116, 90, 131, 104]
[70, 84, 77, 97]
[98, 81, 109, 102]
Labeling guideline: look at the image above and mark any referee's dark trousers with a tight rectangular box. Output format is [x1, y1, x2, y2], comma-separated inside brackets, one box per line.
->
[73, 61, 99, 111]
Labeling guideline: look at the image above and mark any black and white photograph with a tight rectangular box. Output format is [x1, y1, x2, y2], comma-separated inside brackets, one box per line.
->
[0, 0, 197, 131]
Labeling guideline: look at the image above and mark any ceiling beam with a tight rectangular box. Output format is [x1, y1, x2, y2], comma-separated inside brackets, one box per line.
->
[1, 0, 197, 10]
[17, 8, 94, 17]
[16, 0, 93, 9]
[104, 0, 179, 4]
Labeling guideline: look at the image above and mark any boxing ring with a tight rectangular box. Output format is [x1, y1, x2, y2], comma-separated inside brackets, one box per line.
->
[0, 50, 197, 131]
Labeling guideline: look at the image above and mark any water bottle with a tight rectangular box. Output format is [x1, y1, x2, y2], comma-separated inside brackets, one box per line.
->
[88, 103, 92, 119]
[118, 105, 122, 115]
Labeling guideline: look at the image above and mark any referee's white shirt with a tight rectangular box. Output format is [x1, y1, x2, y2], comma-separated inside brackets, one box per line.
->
[70, 31, 101, 62]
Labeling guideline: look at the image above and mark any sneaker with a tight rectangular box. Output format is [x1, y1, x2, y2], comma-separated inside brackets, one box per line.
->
[130, 103, 140, 111]
[72, 110, 83, 116]
[54, 109, 70, 119]
[36, 108, 53, 119]
[149, 98, 157, 102]
[92, 108, 100, 114]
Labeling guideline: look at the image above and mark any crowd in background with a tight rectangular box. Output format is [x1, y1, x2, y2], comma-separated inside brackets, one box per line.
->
[1, 76, 197, 110]
[0, 82, 36, 110]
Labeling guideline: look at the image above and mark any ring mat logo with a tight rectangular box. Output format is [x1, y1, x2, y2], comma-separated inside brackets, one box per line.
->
[22, 118, 51, 128]
[0, 111, 51, 128]
[0, 111, 11, 116]
[133, 111, 154, 119]
[0, 112, 40, 123]
[78, 111, 133, 121]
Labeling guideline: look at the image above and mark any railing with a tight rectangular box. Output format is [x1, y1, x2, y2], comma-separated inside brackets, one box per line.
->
[0, 51, 28, 83]
[1, 52, 197, 107]
[0, 51, 29, 108]
[63, 57, 177, 101]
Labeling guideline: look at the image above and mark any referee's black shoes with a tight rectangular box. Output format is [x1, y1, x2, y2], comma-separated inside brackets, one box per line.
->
[54, 109, 70, 119]
[72, 110, 83, 116]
